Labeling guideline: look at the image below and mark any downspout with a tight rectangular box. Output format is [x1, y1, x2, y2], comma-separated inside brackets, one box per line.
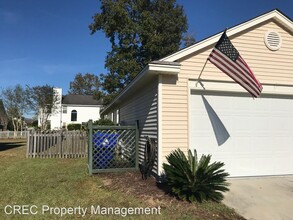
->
[157, 74, 163, 175]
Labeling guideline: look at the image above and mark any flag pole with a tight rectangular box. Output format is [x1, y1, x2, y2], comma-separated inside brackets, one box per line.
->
[196, 58, 209, 89]
[196, 29, 227, 90]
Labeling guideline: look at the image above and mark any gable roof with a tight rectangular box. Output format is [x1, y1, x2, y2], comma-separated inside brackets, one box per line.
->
[160, 9, 292, 62]
[101, 9, 292, 115]
[62, 95, 102, 105]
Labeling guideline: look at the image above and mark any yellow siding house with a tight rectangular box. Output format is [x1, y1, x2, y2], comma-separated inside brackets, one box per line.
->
[102, 9, 293, 177]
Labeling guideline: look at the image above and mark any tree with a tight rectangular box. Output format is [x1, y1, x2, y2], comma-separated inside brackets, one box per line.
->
[68, 73, 103, 100]
[28, 85, 60, 131]
[182, 32, 196, 48]
[1, 85, 30, 131]
[89, 0, 188, 102]
[0, 99, 8, 131]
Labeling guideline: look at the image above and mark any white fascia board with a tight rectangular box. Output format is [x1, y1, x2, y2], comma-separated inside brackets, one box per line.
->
[228, 10, 292, 36]
[161, 10, 292, 62]
[148, 62, 180, 74]
[189, 80, 293, 96]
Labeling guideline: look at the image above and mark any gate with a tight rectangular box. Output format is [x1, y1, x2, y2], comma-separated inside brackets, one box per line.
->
[87, 120, 139, 175]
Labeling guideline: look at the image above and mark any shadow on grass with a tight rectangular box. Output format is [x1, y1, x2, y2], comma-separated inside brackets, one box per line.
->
[156, 181, 182, 200]
[0, 141, 25, 151]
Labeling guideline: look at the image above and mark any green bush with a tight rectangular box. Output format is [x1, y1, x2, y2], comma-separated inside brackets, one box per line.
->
[32, 120, 38, 129]
[93, 118, 115, 126]
[67, 123, 82, 130]
[163, 148, 229, 203]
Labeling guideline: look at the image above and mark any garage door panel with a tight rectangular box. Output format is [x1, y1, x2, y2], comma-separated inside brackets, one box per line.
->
[190, 93, 293, 177]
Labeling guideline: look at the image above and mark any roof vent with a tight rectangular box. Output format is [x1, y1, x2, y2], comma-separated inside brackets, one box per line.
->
[264, 31, 282, 51]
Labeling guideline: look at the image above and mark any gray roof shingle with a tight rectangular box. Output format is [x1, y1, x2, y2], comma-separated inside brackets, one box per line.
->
[62, 95, 102, 105]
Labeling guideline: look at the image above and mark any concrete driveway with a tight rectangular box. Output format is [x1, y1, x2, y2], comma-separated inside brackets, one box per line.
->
[223, 176, 293, 220]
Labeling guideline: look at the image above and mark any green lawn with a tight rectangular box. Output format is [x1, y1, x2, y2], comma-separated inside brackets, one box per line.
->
[0, 139, 244, 220]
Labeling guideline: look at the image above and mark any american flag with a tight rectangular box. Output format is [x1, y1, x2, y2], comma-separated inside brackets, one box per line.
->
[208, 31, 263, 98]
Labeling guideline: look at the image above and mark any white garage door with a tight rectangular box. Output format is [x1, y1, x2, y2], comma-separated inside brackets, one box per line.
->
[190, 91, 293, 177]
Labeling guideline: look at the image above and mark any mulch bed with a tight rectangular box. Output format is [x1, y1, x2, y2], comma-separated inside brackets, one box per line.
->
[96, 171, 246, 220]
[98, 171, 174, 204]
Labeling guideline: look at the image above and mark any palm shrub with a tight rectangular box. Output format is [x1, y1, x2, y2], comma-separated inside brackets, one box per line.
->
[163, 148, 229, 202]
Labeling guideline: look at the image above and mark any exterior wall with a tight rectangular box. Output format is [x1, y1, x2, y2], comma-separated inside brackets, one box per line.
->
[161, 75, 189, 164]
[50, 105, 101, 129]
[39, 88, 62, 130]
[119, 77, 159, 173]
[49, 111, 61, 129]
[49, 88, 62, 129]
[60, 105, 101, 128]
[180, 20, 293, 84]
[45, 88, 101, 130]
[160, 20, 293, 164]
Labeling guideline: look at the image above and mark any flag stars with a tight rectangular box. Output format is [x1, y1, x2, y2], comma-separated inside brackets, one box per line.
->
[216, 34, 239, 62]
[208, 31, 263, 98]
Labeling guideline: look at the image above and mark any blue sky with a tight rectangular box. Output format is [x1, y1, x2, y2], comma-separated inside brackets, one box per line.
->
[1, 0, 292, 94]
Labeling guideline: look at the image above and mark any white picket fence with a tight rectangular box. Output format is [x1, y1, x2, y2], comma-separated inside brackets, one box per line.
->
[0, 131, 29, 139]
[26, 130, 87, 158]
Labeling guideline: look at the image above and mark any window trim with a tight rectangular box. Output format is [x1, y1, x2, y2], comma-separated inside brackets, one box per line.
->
[71, 110, 77, 121]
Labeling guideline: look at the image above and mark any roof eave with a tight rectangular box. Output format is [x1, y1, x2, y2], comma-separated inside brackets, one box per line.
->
[101, 61, 180, 115]
[160, 9, 293, 62]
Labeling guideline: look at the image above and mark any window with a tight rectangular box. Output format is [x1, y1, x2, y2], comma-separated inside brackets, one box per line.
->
[71, 110, 77, 121]
[63, 106, 67, 114]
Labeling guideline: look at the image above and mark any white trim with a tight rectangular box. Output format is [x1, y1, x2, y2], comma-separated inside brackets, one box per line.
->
[149, 62, 180, 74]
[189, 80, 293, 96]
[157, 75, 163, 175]
[161, 10, 292, 62]
[187, 78, 192, 151]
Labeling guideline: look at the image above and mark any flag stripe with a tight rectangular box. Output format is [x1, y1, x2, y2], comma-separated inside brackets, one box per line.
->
[210, 48, 262, 94]
[235, 58, 262, 93]
[237, 56, 263, 90]
[209, 49, 261, 97]
[209, 56, 259, 97]
[209, 55, 258, 97]
[236, 57, 262, 90]
[207, 31, 262, 98]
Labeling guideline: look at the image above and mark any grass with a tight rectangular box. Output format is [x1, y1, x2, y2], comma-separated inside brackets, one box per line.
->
[0, 139, 244, 220]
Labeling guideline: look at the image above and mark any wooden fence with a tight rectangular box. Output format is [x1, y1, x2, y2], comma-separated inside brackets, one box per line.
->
[27, 130, 87, 158]
[0, 131, 29, 139]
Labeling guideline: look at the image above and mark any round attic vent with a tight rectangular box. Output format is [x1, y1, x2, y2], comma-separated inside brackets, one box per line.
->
[264, 31, 282, 51]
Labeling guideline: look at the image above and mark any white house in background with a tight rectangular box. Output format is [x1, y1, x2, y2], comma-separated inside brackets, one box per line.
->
[44, 88, 102, 130]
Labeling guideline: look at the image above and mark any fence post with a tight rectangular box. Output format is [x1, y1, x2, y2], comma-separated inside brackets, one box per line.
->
[33, 132, 37, 158]
[59, 131, 62, 158]
[26, 131, 30, 158]
[88, 120, 93, 175]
